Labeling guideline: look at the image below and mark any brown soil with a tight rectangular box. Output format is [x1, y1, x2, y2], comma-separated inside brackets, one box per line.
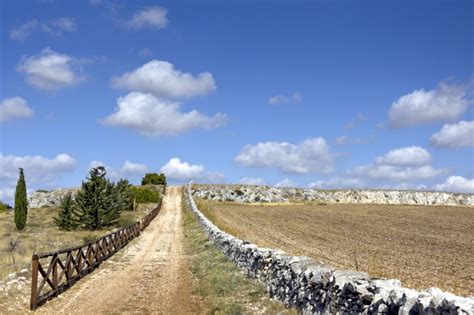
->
[197, 200, 474, 296]
[38, 186, 202, 314]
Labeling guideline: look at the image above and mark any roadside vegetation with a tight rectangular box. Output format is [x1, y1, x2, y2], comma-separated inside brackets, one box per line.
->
[182, 192, 296, 314]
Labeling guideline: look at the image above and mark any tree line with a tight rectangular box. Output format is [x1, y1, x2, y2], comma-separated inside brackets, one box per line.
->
[8, 167, 167, 231]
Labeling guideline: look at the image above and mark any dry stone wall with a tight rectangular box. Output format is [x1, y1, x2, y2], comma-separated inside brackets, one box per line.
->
[186, 183, 474, 314]
[192, 184, 474, 206]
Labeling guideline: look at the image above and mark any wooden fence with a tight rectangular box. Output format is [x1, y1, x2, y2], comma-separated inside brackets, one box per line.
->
[30, 197, 163, 310]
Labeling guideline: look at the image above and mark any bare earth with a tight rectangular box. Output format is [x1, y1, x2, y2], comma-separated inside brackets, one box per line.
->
[198, 200, 474, 297]
[38, 186, 201, 314]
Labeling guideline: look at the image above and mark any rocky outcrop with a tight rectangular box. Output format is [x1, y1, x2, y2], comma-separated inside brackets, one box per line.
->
[186, 183, 474, 314]
[192, 184, 474, 206]
[28, 189, 79, 209]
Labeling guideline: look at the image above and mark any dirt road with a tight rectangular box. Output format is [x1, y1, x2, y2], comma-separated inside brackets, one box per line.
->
[38, 186, 199, 314]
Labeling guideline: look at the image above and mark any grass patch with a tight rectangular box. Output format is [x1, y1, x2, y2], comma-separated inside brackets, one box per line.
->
[183, 193, 296, 314]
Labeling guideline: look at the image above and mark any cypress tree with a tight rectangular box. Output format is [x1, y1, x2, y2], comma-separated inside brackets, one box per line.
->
[14, 168, 28, 230]
[54, 193, 78, 230]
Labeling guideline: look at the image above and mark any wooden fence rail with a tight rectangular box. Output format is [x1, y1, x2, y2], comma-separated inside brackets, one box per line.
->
[30, 196, 164, 310]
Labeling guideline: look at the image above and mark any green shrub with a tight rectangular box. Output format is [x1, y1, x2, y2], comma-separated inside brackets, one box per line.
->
[130, 186, 161, 203]
[0, 201, 10, 213]
[35, 189, 49, 193]
[141, 172, 166, 186]
[54, 193, 78, 231]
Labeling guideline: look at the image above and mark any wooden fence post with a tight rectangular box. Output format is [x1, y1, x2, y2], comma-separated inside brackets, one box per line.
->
[30, 255, 39, 310]
[52, 254, 58, 293]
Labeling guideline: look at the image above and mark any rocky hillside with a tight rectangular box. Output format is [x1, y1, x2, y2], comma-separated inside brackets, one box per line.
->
[192, 184, 474, 206]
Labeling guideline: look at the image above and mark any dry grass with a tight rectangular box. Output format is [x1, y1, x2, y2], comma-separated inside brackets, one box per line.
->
[197, 199, 474, 297]
[0, 204, 154, 281]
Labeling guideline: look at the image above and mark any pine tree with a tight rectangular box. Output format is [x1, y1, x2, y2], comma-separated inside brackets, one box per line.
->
[116, 179, 133, 211]
[54, 193, 78, 230]
[14, 168, 28, 230]
[74, 166, 124, 230]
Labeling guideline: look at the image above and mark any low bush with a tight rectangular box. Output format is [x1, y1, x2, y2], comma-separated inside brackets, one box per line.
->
[0, 202, 11, 213]
[130, 186, 161, 204]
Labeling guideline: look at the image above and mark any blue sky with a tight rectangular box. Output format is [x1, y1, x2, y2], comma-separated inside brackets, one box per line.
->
[1, 0, 473, 203]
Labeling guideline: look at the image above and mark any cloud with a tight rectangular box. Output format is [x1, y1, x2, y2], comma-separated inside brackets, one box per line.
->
[375, 146, 431, 167]
[309, 177, 367, 189]
[235, 137, 334, 174]
[434, 176, 474, 194]
[350, 164, 445, 182]
[268, 91, 301, 105]
[87, 160, 147, 182]
[0, 187, 15, 204]
[275, 178, 296, 188]
[344, 112, 367, 130]
[9, 19, 38, 40]
[238, 177, 266, 186]
[348, 146, 445, 182]
[127, 6, 168, 29]
[0, 153, 77, 184]
[17, 48, 84, 90]
[160, 157, 224, 183]
[9, 18, 76, 41]
[430, 120, 474, 148]
[388, 83, 470, 128]
[42, 17, 76, 35]
[102, 92, 227, 136]
[0, 97, 34, 123]
[112, 60, 216, 99]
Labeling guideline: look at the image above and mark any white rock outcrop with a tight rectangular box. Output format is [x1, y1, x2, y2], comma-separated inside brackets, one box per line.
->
[192, 184, 473, 206]
[28, 189, 79, 209]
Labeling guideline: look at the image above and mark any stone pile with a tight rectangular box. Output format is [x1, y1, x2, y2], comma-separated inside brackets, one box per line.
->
[186, 183, 474, 314]
[192, 184, 474, 206]
[0, 269, 29, 294]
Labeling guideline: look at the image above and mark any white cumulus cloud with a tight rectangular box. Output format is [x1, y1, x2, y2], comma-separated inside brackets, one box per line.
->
[87, 160, 147, 182]
[388, 83, 470, 128]
[112, 60, 216, 99]
[0, 97, 34, 123]
[17, 48, 84, 90]
[238, 177, 266, 186]
[430, 120, 474, 148]
[127, 6, 168, 29]
[102, 92, 227, 136]
[235, 137, 334, 174]
[375, 146, 431, 167]
[433, 176, 474, 194]
[0, 153, 77, 183]
[161, 157, 224, 183]
[351, 164, 445, 182]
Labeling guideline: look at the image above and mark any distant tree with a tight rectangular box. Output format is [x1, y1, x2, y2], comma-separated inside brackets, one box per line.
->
[14, 168, 28, 230]
[54, 193, 78, 230]
[141, 172, 166, 185]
